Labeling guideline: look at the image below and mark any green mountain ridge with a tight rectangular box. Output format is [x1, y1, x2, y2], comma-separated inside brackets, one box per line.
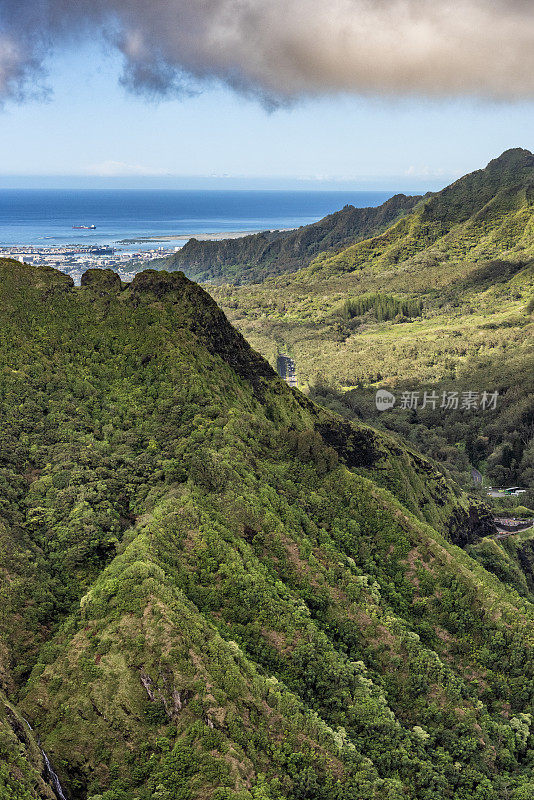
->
[302, 148, 534, 284]
[154, 193, 424, 284]
[197, 149, 533, 490]
[0, 261, 531, 799]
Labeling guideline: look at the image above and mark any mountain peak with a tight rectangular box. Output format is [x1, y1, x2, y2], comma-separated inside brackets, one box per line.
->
[417, 146, 534, 229]
[486, 146, 534, 172]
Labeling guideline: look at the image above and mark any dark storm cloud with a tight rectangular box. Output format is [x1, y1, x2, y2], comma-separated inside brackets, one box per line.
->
[1, 1, 534, 103]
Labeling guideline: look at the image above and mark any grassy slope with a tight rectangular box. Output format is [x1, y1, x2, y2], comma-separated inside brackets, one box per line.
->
[153, 193, 423, 285]
[0, 263, 531, 799]
[203, 150, 533, 494]
[208, 149, 534, 388]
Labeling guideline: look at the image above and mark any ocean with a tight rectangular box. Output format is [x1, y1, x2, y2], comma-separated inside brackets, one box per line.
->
[0, 189, 397, 251]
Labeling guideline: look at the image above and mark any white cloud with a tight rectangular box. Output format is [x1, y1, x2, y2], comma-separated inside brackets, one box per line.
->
[2, 2, 534, 104]
[84, 160, 169, 176]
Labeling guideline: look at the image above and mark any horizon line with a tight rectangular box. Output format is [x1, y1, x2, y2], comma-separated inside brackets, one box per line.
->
[0, 173, 446, 192]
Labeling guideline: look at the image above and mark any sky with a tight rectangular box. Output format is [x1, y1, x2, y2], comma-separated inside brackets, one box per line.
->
[2, 2, 534, 189]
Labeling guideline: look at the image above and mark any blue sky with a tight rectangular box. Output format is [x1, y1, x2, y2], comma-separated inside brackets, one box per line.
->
[2, 41, 534, 190]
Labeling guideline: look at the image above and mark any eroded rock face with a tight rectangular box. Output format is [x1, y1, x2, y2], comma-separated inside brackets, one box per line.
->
[316, 418, 381, 469]
[447, 502, 496, 547]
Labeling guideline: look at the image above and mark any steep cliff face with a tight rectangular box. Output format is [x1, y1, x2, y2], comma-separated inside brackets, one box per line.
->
[0, 262, 530, 800]
[468, 529, 534, 599]
[156, 193, 423, 283]
[0, 691, 59, 799]
[121, 269, 494, 544]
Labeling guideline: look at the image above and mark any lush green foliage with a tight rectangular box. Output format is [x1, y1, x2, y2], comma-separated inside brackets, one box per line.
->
[0, 262, 531, 800]
[467, 529, 534, 599]
[310, 340, 534, 491]
[0, 692, 54, 800]
[153, 194, 422, 284]
[203, 150, 533, 491]
[343, 293, 423, 322]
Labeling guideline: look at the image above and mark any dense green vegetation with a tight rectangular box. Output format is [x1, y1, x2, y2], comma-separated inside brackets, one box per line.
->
[0, 261, 532, 799]
[309, 337, 534, 491]
[154, 194, 423, 284]
[198, 149, 533, 492]
[0, 691, 55, 800]
[343, 293, 423, 323]
[467, 528, 534, 600]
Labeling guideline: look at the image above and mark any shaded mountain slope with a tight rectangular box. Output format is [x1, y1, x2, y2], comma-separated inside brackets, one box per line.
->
[156, 193, 423, 284]
[0, 690, 59, 800]
[0, 262, 531, 800]
[467, 527, 534, 600]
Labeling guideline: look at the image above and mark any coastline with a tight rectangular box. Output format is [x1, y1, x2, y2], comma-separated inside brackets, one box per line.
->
[116, 227, 297, 245]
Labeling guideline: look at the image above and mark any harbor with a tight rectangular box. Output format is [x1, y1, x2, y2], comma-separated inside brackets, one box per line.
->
[0, 243, 176, 285]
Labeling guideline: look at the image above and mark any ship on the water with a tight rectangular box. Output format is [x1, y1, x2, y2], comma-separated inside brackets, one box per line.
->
[72, 224, 96, 230]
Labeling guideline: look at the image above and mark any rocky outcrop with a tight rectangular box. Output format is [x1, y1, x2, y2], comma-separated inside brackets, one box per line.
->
[447, 501, 496, 547]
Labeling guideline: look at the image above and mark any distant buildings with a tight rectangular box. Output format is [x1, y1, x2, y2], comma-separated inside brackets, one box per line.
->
[0, 244, 176, 286]
[487, 486, 528, 497]
[277, 354, 297, 388]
